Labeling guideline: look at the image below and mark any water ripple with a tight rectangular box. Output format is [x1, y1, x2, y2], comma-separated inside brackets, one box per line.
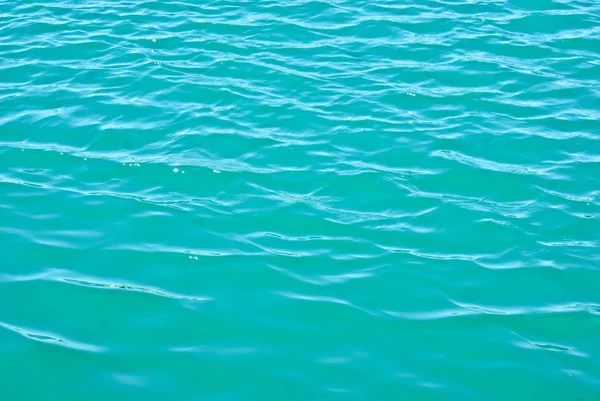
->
[1, 0, 599, 399]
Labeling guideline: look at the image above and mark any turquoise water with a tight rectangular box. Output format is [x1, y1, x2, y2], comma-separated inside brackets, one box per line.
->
[1, 0, 600, 399]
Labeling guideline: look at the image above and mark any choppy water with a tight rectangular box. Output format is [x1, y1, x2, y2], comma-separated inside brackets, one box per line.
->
[1, 0, 600, 399]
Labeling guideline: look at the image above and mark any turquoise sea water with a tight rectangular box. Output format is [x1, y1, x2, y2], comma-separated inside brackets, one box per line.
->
[1, 0, 600, 399]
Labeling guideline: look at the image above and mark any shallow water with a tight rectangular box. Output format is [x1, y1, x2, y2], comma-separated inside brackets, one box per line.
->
[1, 0, 599, 399]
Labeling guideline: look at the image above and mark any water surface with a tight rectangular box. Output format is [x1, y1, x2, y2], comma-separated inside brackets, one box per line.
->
[1, 0, 599, 400]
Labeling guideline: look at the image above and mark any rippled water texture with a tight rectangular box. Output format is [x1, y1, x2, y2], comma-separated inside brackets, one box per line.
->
[1, 0, 600, 399]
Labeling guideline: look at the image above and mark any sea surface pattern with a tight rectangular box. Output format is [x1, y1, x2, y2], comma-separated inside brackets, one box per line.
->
[1, 0, 599, 400]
